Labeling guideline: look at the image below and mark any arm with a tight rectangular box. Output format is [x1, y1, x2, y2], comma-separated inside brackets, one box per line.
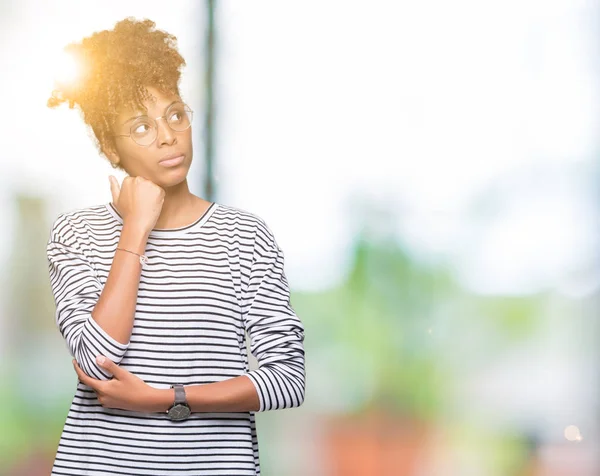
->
[74, 356, 261, 413]
[144, 375, 261, 413]
[47, 214, 149, 380]
[90, 223, 149, 344]
[240, 231, 306, 411]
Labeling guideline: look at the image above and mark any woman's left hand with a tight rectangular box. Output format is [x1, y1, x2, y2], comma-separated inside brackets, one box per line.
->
[72, 356, 165, 413]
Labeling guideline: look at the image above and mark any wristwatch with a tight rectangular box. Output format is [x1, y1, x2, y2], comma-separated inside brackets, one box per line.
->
[167, 384, 191, 421]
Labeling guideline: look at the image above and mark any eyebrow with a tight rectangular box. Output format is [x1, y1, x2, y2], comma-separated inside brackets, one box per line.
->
[121, 101, 181, 126]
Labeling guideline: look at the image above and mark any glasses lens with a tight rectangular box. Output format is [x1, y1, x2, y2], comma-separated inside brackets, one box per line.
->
[130, 119, 157, 146]
[167, 104, 193, 132]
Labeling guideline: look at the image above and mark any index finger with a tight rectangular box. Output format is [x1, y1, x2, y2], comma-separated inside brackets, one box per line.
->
[109, 175, 120, 204]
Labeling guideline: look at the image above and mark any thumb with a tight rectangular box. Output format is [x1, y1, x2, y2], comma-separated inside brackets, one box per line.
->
[109, 176, 120, 205]
[96, 355, 122, 377]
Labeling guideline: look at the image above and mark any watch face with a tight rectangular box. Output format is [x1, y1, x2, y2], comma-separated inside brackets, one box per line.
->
[168, 404, 191, 421]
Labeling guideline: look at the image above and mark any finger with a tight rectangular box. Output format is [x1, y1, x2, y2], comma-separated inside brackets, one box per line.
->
[96, 355, 125, 379]
[72, 359, 100, 390]
[109, 175, 120, 204]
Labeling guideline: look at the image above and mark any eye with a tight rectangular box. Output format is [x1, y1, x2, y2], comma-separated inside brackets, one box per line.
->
[169, 109, 184, 123]
[131, 121, 152, 136]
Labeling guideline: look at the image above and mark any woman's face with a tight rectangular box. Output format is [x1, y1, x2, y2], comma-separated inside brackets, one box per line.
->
[107, 86, 193, 188]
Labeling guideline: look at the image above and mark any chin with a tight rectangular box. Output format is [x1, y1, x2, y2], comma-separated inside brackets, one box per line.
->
[156, 165, 190, 189]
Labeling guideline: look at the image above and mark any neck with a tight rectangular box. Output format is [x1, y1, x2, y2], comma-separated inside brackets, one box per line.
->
[154, 179, 200, 229]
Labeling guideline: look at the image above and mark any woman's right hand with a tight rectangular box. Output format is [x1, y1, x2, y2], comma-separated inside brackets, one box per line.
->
[109, 175, 165, 235]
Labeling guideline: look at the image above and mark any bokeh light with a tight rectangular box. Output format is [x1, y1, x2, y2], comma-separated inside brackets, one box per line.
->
[52, 50, 83, 87]
[564, 425, 583, 442]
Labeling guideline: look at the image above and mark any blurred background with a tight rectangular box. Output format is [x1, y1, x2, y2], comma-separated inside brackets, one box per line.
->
[1, 0, 599, 474]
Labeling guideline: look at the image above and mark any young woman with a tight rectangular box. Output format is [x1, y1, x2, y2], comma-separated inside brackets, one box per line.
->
[46, 18, 305, 475]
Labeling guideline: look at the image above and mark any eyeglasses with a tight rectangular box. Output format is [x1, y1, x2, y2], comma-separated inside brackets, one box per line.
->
[114, 102, 193, 147]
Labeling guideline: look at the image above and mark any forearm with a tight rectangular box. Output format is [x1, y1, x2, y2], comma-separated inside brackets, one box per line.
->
[149, 375, 261, 413]
[91, 223, 149, 345]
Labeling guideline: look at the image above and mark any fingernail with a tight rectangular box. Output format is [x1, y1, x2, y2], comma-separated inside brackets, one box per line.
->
[96, 355, 106, 365]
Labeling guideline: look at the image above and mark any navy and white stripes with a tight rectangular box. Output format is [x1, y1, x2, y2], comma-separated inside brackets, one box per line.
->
[242, 238, 306, 411]
[46, 202, 305, 475]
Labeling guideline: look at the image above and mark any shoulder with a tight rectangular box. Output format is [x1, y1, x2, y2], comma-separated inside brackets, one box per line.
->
[49, 203, 113, 243]
[213, 203, 276, 242]
[212, 203, 280, 257]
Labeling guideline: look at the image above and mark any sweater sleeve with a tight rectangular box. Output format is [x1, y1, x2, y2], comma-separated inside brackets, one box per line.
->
[46, 216, 129, 380]
[242, 223, 306, 411]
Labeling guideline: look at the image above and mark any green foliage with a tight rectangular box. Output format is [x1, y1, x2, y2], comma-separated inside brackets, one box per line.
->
[0, 366, 68, 469]
[293, 231, 544, 422]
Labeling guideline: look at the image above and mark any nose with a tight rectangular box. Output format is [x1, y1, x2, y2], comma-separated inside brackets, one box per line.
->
[155, 117, 176, 147]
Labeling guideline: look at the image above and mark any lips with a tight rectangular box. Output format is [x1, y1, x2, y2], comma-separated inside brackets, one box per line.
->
[159, 153, 185, 168]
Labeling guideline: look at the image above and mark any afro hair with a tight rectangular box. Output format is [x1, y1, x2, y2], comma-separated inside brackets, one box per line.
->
[48, 18, 186, 164]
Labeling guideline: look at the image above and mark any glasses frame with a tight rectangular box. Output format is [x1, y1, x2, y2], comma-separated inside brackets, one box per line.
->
[114, 102, 194, 147]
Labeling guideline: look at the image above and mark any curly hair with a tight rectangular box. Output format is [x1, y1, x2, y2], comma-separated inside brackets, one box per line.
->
[48, 18, 186, 163]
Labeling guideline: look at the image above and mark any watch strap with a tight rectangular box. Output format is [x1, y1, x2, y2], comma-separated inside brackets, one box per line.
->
[171, 384, 187, 405]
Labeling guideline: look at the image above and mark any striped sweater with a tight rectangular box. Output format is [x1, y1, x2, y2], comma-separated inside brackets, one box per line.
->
[46, 201, 306, 475]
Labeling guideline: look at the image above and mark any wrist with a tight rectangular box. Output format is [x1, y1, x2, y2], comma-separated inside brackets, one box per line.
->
[120, 223, 150, 252]
[145, 387, 174, 413]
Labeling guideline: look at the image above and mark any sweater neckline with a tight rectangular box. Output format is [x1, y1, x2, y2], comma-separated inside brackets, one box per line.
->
[105, 201, 218, 238]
